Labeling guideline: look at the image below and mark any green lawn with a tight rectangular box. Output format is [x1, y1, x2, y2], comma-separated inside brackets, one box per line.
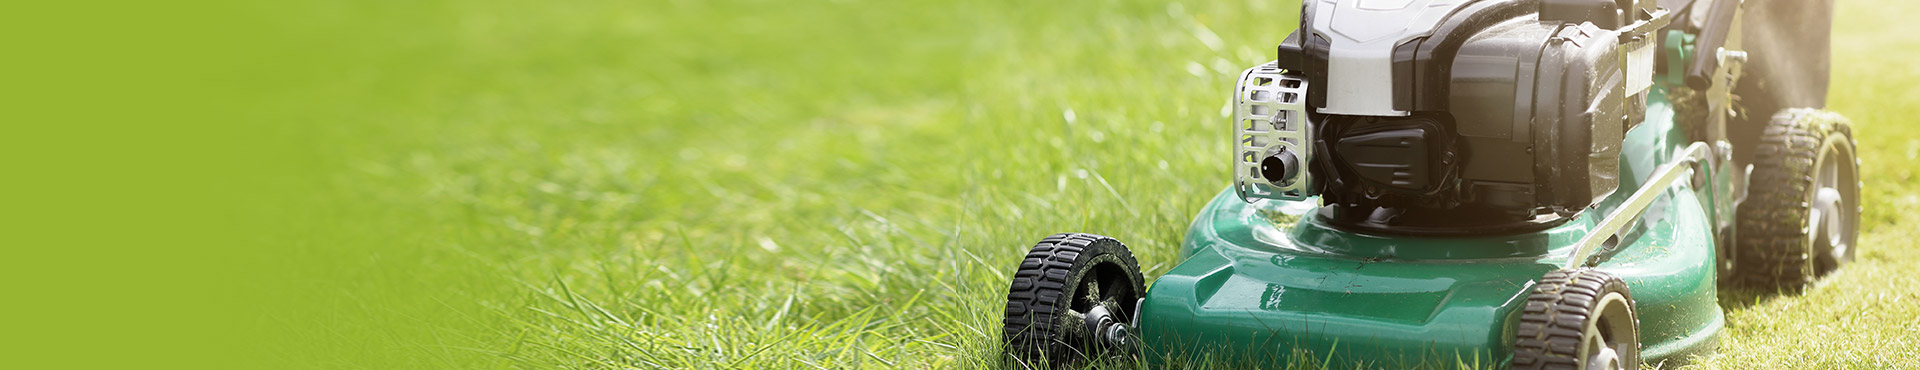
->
[261, 0, 1919, 368]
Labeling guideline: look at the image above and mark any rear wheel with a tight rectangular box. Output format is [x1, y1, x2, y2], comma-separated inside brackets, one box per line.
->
[1513, 268, 1641, 370]
[1735, 109, 1859, 291]
[1001, 233, 1145, 368]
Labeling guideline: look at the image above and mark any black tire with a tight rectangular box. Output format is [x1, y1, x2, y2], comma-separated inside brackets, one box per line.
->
[1001, 233, 1146, 368]
[1513, 269, 1641, 370]
[1735, 109, 1859, 291]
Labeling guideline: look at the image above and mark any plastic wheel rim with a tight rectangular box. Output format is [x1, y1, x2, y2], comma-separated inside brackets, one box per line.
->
[1808, 136, 1858, 275]
[1577, 292, 1635, 370]
[1064, 264, 1136, 354]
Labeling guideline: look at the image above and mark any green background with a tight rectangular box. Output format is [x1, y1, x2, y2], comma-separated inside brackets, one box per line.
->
[8, 0, 1915, 368]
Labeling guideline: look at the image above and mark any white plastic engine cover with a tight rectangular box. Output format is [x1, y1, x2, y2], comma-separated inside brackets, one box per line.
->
[1306, 0, 1468, 116]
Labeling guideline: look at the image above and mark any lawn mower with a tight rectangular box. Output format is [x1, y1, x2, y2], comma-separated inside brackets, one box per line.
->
[999, 0, 1857, 368]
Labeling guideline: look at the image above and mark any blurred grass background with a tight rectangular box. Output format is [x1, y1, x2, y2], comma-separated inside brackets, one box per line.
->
[8, 0, 1915, 368]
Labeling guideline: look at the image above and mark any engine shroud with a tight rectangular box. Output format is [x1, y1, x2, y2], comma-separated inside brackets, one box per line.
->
[1234, 0, 1668, 233]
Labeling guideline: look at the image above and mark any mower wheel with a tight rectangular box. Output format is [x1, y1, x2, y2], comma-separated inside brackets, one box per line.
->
[1001, 233, 1145, 368]
[1513, 268, 1640, 370]
[1735, 109, 1859, 291]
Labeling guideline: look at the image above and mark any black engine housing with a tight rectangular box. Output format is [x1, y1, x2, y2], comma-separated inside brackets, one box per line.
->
[1276, 0, 1659, 233]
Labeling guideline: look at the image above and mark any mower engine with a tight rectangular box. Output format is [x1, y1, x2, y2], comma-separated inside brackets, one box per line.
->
[1235, 0, 1671, 233]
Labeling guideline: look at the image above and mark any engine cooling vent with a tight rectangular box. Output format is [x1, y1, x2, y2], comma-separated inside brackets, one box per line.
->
[1233, 61, 1314, 202]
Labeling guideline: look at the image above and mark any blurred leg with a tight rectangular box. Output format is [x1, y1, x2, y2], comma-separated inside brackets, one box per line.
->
[1732, 0, 1834, 163]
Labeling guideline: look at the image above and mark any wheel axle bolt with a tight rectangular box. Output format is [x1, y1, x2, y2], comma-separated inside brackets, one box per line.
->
[1104, 323, 1130, 348]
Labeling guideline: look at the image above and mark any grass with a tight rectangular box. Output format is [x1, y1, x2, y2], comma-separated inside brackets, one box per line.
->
[258, 0, 1919, 368]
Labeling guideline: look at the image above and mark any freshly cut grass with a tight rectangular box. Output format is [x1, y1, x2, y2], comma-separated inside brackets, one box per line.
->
[273, 0, 1918, 368]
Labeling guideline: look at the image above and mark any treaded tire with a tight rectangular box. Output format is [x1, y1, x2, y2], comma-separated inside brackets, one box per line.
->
[1735, 109, 1859, 292]
[1513, 269, 1641, 370]
[1001, 233, 1145, 368]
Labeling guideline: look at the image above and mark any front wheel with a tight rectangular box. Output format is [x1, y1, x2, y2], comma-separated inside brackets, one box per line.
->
[1513, 268, 1641, 370]
[1001, 233, 1145, 368]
